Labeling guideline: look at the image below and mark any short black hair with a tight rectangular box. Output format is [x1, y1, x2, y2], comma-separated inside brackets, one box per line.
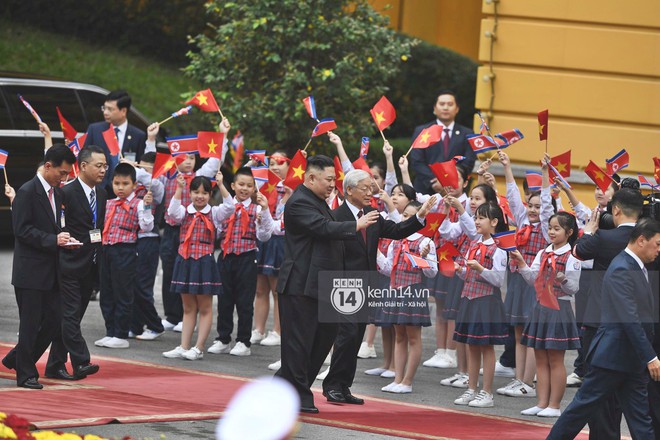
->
[44, 144, 76, 167]
[235, 166, 255, 180]
[190, 176, 212, 193]
[78, 145, 105, 165]
[436, 89, 457, 103]
[369, 161, 386, 180]
[113, 162, 136, 183]
[306, 155, 334, 173]
[475, 201, 508, 233]
[471, 183, 498, 204]
[550, 212, 579, 246]
[140, 152, 156, 164]
[391, 183, 416, 201]
[629, 218, 660, 244]
[106, 90, 131, 111]
[405, 200, 422, 211]
[612, 188, 644, 219]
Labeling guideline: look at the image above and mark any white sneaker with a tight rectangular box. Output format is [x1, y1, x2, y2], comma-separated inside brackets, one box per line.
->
[497, 379, 521, 395]
[537, 407, 561, 418]
[94, 336, 111, 347]
[422, 349, 446, 368]
[454, 389, 477, 405]
[250, 329, 265, 344]
[521, 405, 546, 416]
[566, 372, 583, 387]
[381, 382, 400, 392]
[268, 360, 281, 371]
[128, 331, 138, 338]
[441, 373, 464, 387]
[260, 330, 281, 346]
[103, 337, 129, 349]
[505, 381, 536, 397]
[182, 346, 204, 360]
[323, 352, 332, 366]
[390, 383, 412, 394]
[437, 353, 458, 369]
[163, 346, 188, 359]
[494, 361, 515, 378]
[172, 322, 183, 333]
[365, 367, 387, 376]
[451, 373, 472, 389]
[380, 370, 396, 378]
[161, 319, 176, 331]
[136, 329, 164, 341]
[316, 366, 329, 380]
[229, 342, 251, 356]
[357, 342, 377, 359]
[468, 390, 494, 408]
[208, 340, 231, 354]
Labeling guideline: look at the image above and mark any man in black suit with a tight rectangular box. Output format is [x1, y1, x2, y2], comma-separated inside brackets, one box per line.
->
[50, 145, 107, 380]
[410, 90, 476, 195]
[83, 90, 157, 192]
[322, 169, 435, 405]
[275, 155, 378, 414]
[548, 218, 660, 440]
[573, 188, 644, 439]
[2, 145, 77, 389]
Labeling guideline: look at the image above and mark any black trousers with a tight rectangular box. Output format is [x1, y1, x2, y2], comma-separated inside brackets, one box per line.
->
[499, 326, 516, 368]
[647, 378, 660, 436]
[100, 244, 136, 339]
[276, 294, 338, 407]
[132, 237, 164, 334]
[216, 251, 258, 346]
[323, 320, 366, 393]
[572, 270, 592, 377]
[160, 224, 182, 325]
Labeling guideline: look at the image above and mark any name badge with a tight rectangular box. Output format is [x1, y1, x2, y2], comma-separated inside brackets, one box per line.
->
[90, 229, 102, 243]
[124, 152, 136, 162]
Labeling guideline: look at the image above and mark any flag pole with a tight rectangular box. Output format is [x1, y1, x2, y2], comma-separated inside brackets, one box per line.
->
[3, 168, 8, 186]
[302, 137, 313, 152]
[403, 144, 415, 158]
[545, 138, 548, 154]
[217, 109, 225, 120]
[158, 115, 175, 125]
[378, 129, 387, 143]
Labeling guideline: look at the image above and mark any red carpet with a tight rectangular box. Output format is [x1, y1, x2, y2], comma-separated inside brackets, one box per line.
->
[0, 344, 590, 439]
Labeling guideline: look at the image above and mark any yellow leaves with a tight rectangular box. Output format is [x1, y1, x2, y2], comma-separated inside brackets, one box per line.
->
[401, 55, 408, 61]
[367, 57, 373, 63]
[0, 424, 17, 439]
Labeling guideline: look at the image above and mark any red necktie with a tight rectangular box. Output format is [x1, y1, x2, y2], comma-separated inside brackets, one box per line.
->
[516, 224, 533, 247]
[465, 242, 486, 277]
[534, 251, 560, 310]
[442, 128, 450, 157]
[47, 187, 56, 221]
[357, 210, 367, 243]
[181, 212, 215, 259]
[222, 203, 249, 256]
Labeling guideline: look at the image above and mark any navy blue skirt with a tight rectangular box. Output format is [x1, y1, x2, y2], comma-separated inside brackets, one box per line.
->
[257, 235, 284, 277]
[521, 299, 581, 350]
[430, 272, 451, 301]
[442, 276, 464, 321]
[454, 295, 508, 346]
[171, 254, 222, 295]
[504, 271, 537, 326]
[379, 283, 432, 327]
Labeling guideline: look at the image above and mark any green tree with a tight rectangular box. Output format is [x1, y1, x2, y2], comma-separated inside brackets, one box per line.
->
[185, 0, 416, 155]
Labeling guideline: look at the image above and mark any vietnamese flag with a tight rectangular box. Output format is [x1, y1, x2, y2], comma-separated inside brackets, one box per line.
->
[418, 212, 448, 238]
[153, 152, 184, 179]
[334, 155, 345, 196]
[102, 126, 120, 156]
[605, 149, 629, 176]
[654, 157, 660, 184]
[585, 160, 614, 194]
[429, 160, 458, 189]
[56, 107, 78, 142]
[283, 149, 307, 190]
[311, 119, 337, 137]
[352, 156, 372, 175]
[538, 109, 548, 141]
[437, 242, 460, 276]
[550, 150, 571, 178]
[185, 89, 220, 112]
[492, 230, 517, 251]
[167, 134, 199, 156]
[411, 125, 443, 150]
[198, 131, 224, 159]
[370, 96, 396, 131]
[261, 169, 283, 211]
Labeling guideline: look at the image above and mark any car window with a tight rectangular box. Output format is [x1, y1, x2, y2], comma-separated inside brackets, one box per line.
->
[0, 88, 12, 129]
[0, 134, 45, 208]
[77, 89, 106, 128]
[2, 85, 85, 132]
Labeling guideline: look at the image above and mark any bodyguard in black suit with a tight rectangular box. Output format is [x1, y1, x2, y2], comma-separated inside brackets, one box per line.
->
[572, 188, 644, 439]
[410, 90, 475, 195]
[2, 145, 77, 389]
[322, 169, 434, 405]
[51, 146, 107, 379]
[275, 156, 378, 414]
[548, 218, 660, 440]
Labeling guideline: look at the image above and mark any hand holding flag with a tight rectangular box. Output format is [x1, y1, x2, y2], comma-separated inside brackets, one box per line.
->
[437, 242, 460, 276]
[429, 160, 458, 190]
[405, 125, 443, 157]
[550, 150, 571, 178]
[370, 96, 396, 141]
[584, 160, 614, 193]
[492, 230, 517, 252]
[418, 212, 448, 238]
[283, 150, 307, 190]
[185, 89, 223, 118]
[198, 131, 224, 159]
[303, 119, 337, 151]
[538, 109, 548, 142]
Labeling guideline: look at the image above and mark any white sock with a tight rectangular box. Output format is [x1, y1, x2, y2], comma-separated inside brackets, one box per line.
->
[445, 349, 456, 358]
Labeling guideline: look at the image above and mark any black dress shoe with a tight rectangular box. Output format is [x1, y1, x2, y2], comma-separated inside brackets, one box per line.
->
[19, 378, 43, 390]
[45, 369, 78, 381]
[74, 363, 100, 379]
[323, 389, 347, 403]
[300, 405, 319, 414]
[1, 356, 15, 370]
[343, 392, 365, 405]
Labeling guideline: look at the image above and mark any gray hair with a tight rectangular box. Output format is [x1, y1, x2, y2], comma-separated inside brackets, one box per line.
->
[343, 169, 371, 191]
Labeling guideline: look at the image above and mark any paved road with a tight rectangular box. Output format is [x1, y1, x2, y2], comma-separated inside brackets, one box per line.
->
[0, 244, 616, 439]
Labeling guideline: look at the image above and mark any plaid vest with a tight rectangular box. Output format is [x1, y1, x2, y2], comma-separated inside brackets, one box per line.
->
[164, 173, 193, 225]
[391, 236, 425, 289]
[178, 210, 216, 259]
[135, 183, 148, 199]
[370, 196, 386, 213]
[462, 241, 499, 300]
[378, 237, 392, 256]
[510, 223, 547, 272]
[536, 250, 570, 299]
[102, 196, 142, 245]
[220, 202, 259, 256]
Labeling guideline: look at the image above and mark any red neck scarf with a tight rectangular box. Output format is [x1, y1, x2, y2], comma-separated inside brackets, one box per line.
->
[222, 203, 250, 256]
[102, 198, 129, 238]
[390, 240, 411, 287]
[181, 211, 214, 259]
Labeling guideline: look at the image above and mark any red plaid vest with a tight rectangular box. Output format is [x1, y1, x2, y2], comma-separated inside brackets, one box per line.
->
[178, 210, 216, 259]
[370, 196, 386, 213]
[510, 223, 547, 272]
[378, 237, 392, 256]
[102, 196, 142, 245]
[390, 236, 425, 289]
[164, 173, 193, 225]
[135, 184, 148, 199]
[535, 250, 570, 299]
[461, 241, 499, 300]
[220, 202, 259, 256]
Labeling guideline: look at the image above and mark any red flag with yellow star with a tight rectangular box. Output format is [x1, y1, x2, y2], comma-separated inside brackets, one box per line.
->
[429, 160, 458, 189]
[283, 149, 307, 190]
[538, 109, 548, 141]
[653, 157, 660, 185]
[260, 169, 283, 211]
[152, 152, 184, 179]
[185, 89, 220, 112]
[550, 150, 571, 178]
[418, 212, 448, 238]
[437, 242, 460, 276]
[56, 106, 78, 142]
[370, 96, 396, 131]
[102, 125, 120, 156]
[197, 131, 224, 159]
[411, 125, 443, 150]
[585, 160, 614, 194]
[334, 155, 345, 196]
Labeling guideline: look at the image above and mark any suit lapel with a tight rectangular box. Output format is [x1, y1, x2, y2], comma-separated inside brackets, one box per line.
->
[74, 180, 93, 217]
[34, 177, 58, 228]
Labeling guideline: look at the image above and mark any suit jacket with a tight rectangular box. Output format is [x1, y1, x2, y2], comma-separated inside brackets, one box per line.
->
[332, 203, 424, 272]
[276, 185, 357, 299]
[574, 225, 634, 327]
[410, 121, 475, 195]
[11, 175, 63, 290]
[58, 179, 107, 275]
[84, 121, 147, 189]
[588, 251, 656, 373]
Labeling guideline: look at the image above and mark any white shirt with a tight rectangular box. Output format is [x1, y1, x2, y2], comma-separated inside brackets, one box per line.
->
[114, 120, 128, 149]
[36, 172, 56, 222]
[456, 237, 507, 288]
[520, 243, 582, 299]
[624, 247, 648, 281]
[436, 120, 455, 142]
[377, 233, 438, 279]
